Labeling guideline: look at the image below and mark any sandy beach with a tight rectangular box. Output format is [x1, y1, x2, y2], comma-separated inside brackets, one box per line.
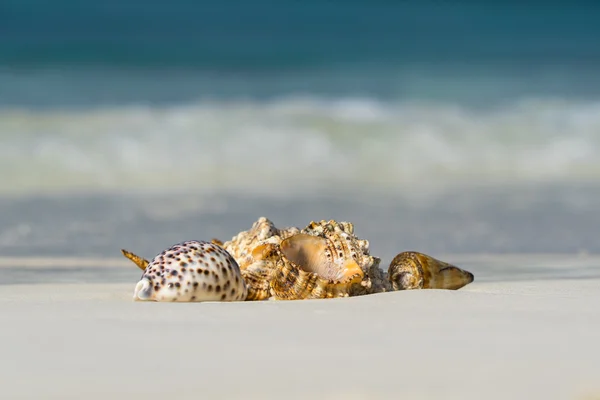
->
[0, 189, 599, 400]
[1, 254, 600, 400]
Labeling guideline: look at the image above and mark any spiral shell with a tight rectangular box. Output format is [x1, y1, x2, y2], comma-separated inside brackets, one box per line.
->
[388, 251, 474, 291]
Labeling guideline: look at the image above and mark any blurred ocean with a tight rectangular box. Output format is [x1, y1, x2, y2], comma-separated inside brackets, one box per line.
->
[1, 1, 600, 260]
[2, 1, 600, 194]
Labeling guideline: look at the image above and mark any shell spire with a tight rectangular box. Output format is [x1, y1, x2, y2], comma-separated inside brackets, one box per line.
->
[121, 249, 149, 271]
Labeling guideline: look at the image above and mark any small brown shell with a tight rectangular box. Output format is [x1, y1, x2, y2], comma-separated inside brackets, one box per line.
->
[388, 252, 474, 290]
[270, 233, 365, 300]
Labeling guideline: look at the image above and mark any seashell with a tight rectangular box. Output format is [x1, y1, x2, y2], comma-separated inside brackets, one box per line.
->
[127, 240, 248, 302]
[301, 220, 387, 296]
[210, 238, 224, 247]
[220, 217, 301, 300]
[388, 251, 474, 291]
[222, 216, 299, 270]
[121, 249, 149, 271]
[270, 233, 365, 300]
[239, 243, 280, 301]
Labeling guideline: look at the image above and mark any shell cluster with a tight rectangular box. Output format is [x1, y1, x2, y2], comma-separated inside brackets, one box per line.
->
[121, 217, 474, 303]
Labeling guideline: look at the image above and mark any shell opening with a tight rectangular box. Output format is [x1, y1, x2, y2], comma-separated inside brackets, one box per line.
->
[133, 278, 153, 301]
[281, 234, 363, 282]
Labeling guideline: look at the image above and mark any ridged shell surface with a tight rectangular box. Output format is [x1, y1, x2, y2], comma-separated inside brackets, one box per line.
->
[222, 216, 299, 270]
[269, 220, 372, 300]
[239, 242, 281, 301]
[300, 220, 387, 296]
[133, 240, 248, 302]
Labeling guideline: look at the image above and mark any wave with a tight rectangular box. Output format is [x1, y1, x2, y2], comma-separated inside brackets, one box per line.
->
[1, 96, 600, 195]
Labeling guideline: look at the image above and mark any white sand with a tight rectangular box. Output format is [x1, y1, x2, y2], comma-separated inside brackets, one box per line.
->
[2, 276, 600, 399]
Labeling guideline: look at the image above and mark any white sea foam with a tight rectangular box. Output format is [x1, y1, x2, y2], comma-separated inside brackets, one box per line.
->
[1, 96, 599, 195]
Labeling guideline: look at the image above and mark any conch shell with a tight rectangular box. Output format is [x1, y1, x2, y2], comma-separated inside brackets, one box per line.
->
[267, 219, 383, 300]
[220, 217, 300, 300]
[238, 242, 280, 301]
[388, 251, 474, 290]
[300, 220, 388, 296]
[270, 233, 364, 300]
[222, 216, 299, 270]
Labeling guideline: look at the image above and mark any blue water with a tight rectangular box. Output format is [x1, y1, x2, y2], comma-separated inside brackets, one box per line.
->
[1, 1, 600, 193]
[5, 2, 599, 68]
[2, 1, 600, 105]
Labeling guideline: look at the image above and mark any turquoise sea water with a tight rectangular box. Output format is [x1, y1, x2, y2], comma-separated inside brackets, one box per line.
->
[1, 1, 600, 194]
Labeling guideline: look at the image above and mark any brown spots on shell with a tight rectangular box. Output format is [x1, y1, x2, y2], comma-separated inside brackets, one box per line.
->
[136, 240, 246, 302]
